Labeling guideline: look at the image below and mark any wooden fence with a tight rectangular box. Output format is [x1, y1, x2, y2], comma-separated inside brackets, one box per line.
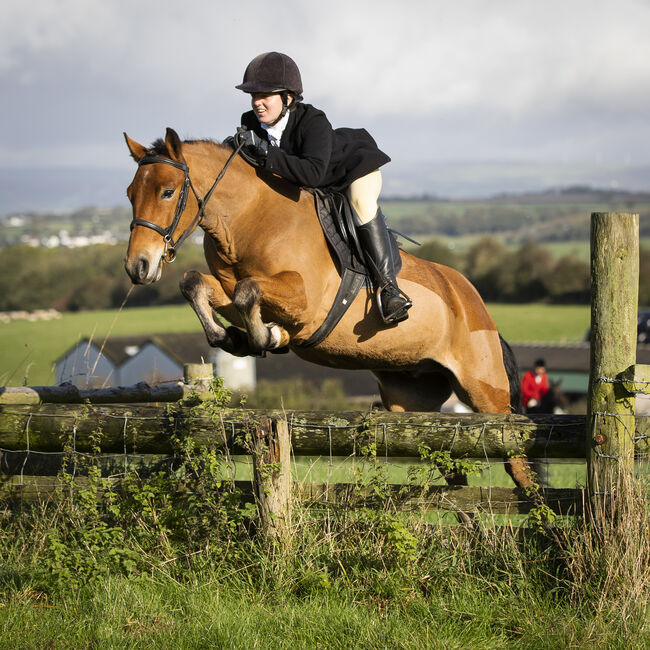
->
[1, 213, 648, 531]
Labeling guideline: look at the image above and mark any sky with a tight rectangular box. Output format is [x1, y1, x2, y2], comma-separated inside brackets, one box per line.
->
[2, 0, 650, 208]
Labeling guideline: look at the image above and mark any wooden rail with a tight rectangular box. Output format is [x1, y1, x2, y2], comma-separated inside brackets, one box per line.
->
[0, 404, 590, 457]
[1, 213, 648, 530]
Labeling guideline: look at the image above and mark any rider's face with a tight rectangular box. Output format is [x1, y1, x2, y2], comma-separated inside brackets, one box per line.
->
[250, 93, 285, 124]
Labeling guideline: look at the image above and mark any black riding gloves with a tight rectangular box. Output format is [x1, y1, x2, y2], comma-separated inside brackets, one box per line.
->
[234, 127, 268, 167]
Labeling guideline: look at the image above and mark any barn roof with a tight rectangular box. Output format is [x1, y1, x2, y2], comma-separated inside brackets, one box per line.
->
[510, 343, 650, 373]
[58, 333, 213, 367]
[146, 332, 214, 365]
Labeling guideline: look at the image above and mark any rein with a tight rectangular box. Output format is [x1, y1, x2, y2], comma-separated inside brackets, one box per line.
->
[130, 142, 243, 262]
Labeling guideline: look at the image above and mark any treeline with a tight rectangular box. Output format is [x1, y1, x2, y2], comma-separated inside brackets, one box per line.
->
[1, 239, 649, 312]
[411, 237, 650, 305]
[384, 194, 650, 242]
[0, 244, 207, 312]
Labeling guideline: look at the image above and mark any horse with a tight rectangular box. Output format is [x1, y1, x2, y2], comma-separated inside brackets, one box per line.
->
[123, 128, 538, 497]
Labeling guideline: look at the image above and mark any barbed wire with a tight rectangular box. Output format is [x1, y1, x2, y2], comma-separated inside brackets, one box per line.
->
[596, 376, 650, 394]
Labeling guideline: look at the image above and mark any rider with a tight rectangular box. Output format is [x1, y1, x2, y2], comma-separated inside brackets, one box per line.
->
[233, 51, 412, 324]
[521, 358, 550, 411]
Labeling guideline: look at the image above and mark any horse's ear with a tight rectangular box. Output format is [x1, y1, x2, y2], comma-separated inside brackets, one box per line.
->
[165, 128, 184, 164]
[124, 132, 148, 162]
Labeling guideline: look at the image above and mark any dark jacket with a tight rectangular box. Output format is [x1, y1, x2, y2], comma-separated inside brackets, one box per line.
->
[241, 103, 390, 191]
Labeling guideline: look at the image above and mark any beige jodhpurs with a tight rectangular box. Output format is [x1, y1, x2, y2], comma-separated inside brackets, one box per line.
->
[347, 170, 382, 225]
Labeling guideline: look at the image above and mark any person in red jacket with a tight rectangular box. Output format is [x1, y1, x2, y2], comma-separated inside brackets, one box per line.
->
[521, 358, 549, 411]
[232, 51, 412, 325]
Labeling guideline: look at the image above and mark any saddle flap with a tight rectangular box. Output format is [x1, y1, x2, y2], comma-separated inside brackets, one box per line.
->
[310, 189, 402, 278]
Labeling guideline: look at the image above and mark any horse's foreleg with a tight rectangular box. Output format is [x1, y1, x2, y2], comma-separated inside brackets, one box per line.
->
[232, 273, 304, 355]
[179, 270, 249, 355]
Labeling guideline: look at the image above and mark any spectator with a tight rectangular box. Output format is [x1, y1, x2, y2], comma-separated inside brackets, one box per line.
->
[522, 358, 549, 411]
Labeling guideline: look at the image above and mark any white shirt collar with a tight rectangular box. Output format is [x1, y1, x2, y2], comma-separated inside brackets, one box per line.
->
[261, 111, 290, 146]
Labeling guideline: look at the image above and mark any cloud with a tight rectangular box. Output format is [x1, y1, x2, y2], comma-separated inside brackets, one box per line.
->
[1, 0, 650, 174]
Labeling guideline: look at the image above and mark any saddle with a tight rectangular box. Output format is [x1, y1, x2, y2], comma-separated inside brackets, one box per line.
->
[298, 189, 403, 348]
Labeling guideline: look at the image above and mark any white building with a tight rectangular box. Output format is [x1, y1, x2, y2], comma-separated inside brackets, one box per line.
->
[55, 333, 256, 391]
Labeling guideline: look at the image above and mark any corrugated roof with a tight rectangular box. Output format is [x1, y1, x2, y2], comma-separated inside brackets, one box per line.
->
[510, 343, 650, 373]
[59, 333, 213, 367]
[147, 332, 214, 365]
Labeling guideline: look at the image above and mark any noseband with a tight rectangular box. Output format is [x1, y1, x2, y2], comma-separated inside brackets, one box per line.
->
[130, 142, 242, 262]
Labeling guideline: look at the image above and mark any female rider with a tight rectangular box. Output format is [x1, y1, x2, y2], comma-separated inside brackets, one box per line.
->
[233, 51, 412, 324]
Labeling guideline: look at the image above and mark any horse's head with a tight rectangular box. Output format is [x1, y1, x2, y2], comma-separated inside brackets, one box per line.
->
[123, 128, 196, 284]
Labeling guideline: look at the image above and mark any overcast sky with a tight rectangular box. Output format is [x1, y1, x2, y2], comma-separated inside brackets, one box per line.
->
[2, 0, 650, 201]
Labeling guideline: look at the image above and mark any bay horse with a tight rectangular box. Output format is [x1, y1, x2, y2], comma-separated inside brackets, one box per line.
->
[123, 128, 536, 496]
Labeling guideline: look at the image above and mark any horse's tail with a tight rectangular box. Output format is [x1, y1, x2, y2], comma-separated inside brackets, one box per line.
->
[499, 334, 522, 414]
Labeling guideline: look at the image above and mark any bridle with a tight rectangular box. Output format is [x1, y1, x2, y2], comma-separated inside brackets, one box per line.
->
[130, 142, 243, 262]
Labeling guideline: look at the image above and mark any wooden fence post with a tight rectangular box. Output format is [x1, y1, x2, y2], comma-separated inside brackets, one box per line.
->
[587, 212, 639, 517]
[250, 416, 292, 542]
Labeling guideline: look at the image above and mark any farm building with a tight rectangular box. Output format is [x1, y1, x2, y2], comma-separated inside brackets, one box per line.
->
[513, 342, 650, 396]
[55, 333, 254, 390]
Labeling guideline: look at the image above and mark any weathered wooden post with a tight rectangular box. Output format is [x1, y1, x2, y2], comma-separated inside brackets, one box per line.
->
[183, 362, 213, 388]
[250, 416, 292, 543]
[587, 212, 639, 518]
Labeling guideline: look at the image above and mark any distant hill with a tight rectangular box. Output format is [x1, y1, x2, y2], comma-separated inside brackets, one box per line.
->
[2, 171, 648, 249]
[383, 188, 650, 243]
[2, 162, 650, 217]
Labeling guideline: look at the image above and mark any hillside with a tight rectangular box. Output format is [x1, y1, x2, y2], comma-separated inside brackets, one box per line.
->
[2, 187, 649, 249]
[382, 187, 650, 243]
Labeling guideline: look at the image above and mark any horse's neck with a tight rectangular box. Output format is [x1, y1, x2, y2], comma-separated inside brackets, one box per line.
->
[187, 146, 321, 265]
[185, 147, 261, 260]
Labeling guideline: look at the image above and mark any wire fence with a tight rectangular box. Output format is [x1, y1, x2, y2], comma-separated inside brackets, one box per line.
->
[1, 404, 647, 517]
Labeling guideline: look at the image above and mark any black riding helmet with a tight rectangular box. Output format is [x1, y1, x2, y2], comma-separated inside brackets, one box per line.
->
[236, 52, 303, 126]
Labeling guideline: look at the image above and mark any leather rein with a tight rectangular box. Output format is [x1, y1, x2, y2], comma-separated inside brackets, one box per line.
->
[130, 142, 243, 262]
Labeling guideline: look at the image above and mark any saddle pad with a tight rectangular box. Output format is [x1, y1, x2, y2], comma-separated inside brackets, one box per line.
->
[310, 189, 403, 277]
[311, 189, 366, 275]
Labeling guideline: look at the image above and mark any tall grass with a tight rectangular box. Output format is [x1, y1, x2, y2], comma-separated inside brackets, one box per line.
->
[1, 439, 647, 647]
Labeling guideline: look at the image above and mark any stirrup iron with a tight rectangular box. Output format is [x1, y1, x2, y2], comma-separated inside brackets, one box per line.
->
[376, 283, 412, 324]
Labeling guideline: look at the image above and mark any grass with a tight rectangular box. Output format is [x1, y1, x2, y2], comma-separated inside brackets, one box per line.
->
[0, 573, 589, 648]
[0, 303, 591, 386]
[0, 571, 630, 649]
[0, 461, 647, 648]
[488, 303, 589, 344]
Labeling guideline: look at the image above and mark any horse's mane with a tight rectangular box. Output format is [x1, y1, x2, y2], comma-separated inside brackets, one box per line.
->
[148, 137, 233, 157]
[146, 135, 299, 200]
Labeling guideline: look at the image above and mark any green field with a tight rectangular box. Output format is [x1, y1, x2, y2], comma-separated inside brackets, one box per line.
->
[0, 305, 202, 386]
[0, 303, 590, 386]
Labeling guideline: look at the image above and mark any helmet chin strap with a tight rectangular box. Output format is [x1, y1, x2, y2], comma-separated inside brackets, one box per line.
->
[265, 91, 300, 127]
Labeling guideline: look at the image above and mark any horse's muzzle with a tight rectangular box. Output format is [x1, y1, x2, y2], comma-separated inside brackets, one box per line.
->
[124, 255, 162, 285]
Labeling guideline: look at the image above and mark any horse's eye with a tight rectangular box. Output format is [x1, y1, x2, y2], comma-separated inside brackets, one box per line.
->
[161, 188, 175, 199]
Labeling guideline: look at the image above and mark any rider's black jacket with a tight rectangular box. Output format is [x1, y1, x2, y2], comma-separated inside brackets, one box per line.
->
[240, 103, 390, 191]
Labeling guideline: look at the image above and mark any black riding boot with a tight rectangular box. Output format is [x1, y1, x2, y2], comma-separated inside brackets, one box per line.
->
[357, 210, 412, 324]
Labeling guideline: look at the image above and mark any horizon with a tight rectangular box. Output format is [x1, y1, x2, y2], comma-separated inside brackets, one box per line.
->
[2, 160, 649, 217]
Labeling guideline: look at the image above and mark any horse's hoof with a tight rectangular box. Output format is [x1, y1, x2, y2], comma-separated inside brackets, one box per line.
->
[267, 323, 290, 349]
